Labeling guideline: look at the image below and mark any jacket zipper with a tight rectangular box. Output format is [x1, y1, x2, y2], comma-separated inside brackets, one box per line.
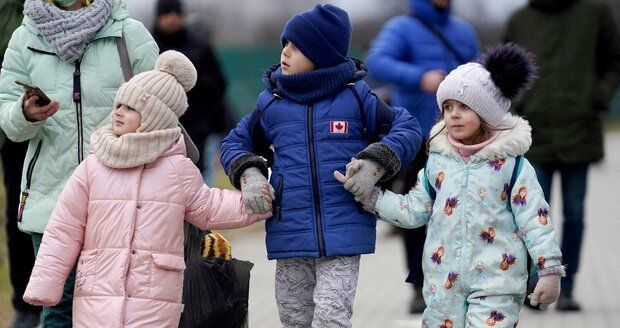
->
[276, 176, 284, 223]
[73, 60, 84, 163]
[121, 164, 146, 326]
[18, 140, 43, 222]
[307, 104, 326, 256]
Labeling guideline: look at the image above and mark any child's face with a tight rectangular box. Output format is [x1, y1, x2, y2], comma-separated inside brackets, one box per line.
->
[112, 104, 141, 136]
[442, 99, 481, 145]
[281, 41, 315, 75]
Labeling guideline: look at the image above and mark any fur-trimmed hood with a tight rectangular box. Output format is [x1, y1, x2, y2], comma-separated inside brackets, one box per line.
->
[428, 113, 532, 160]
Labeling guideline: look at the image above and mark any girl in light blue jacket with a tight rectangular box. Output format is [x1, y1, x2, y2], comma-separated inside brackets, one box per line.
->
[337, 44, 565, 327]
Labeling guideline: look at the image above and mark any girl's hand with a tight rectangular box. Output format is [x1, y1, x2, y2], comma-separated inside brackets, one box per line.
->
[528, 274, 561, 310]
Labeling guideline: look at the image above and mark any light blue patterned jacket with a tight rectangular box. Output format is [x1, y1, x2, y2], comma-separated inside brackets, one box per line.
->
[371, 114, 562, 298]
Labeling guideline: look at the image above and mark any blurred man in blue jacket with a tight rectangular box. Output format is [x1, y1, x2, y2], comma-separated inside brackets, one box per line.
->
[367, 0, 479, 313]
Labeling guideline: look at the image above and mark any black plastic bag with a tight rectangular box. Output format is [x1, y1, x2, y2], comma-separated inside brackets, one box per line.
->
[179, 225, 253, 328]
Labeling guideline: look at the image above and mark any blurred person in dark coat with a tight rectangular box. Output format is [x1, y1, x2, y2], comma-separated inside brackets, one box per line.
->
[0, 0, 41, 327]
[153, 0, 230, 184]
[505, 0, 620, 312]
[366, 0, 479, 313]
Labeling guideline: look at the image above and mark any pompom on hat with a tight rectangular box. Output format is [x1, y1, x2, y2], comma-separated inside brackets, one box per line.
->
[436, 43, 537, 127]
[114, 50, 198, 133]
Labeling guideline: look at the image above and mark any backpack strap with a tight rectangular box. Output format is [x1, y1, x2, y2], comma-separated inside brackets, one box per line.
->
[347, 83, 394, 144]
[249, 94, 281, 168]
[423, 165, 436, 202]
[409, 14, 468, 65]
[507, 155, 524, 211]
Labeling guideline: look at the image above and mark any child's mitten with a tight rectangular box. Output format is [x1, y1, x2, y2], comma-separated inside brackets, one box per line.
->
[342, 159, 385, 202]
[240, 167, 274, 215]
[528, 274, 561, 310]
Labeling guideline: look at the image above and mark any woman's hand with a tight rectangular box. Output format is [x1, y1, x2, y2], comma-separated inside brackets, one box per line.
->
[22, 92, 60, 122]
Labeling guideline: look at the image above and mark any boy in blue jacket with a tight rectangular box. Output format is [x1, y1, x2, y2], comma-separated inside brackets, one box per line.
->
[220, 4, 422, 327]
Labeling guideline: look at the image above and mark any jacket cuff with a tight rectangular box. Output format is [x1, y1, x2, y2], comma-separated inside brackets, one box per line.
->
[5, 95, 44, 142]
[537, 265, 566, 278]
[228, 153, 269, 190]
[357, 142, 401, 181]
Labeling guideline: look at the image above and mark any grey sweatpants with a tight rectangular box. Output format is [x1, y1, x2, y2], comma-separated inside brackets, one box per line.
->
[275, 256, 361, 328]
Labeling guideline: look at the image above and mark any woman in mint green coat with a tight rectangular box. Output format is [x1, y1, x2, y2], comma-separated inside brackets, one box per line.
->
[0, 0, 158, 325]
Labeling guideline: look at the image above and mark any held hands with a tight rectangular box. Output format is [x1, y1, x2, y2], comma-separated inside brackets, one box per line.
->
[22, 92, 59, 122]
[528, 274, 561, 310]
[240, 167, 275, 215]
[334, 158, 384, 202]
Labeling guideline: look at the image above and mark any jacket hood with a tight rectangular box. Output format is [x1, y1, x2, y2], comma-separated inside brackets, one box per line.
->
[410, 0, 451, 25]
[428, 113, 532, 160]
[529, 0, 579, 13]
[261, 57, 367, 93]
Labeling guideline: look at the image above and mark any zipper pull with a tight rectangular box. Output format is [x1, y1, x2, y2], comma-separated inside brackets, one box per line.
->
[17, 189, 29, 222]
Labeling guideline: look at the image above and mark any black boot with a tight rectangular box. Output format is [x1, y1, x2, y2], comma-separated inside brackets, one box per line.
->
[556, 293, 581, 312]
[409, 285, 426, 314]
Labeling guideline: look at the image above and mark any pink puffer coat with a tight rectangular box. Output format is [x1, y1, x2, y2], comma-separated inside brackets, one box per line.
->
[23, 135, 269, 327]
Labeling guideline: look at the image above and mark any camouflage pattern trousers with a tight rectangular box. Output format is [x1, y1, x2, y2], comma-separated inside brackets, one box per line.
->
[275, 255, 361, 328]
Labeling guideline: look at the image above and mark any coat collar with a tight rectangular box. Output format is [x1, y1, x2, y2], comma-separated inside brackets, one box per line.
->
[428, 113, 532, 161]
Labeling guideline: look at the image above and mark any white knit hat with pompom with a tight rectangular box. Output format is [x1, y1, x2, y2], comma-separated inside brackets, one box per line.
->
[114, 50, 197, 132]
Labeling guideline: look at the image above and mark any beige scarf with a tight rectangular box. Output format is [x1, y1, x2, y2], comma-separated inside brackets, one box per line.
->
[93, 125, 181, 169]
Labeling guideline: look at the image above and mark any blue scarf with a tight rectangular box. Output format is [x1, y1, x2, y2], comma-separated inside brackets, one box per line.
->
[273, 59, 358, 103]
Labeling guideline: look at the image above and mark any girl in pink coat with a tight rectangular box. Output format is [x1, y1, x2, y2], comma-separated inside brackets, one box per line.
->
[23, 51, 273, 327]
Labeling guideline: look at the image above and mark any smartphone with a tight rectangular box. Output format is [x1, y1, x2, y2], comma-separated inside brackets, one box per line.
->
[15, 80, 51, 106]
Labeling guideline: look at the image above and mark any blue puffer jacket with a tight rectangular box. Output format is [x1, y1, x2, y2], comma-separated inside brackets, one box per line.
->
[221, 61, 422, 259]
[366, 0, 479, 138]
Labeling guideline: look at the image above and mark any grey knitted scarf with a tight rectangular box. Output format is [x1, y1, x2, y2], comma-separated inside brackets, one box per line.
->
[24, 0, 113, 63]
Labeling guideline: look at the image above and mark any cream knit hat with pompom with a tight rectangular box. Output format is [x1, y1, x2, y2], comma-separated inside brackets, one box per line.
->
[114, 50, 197, 132]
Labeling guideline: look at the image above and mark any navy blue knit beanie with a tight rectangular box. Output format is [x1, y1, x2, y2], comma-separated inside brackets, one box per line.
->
[281, 4, 351, 68]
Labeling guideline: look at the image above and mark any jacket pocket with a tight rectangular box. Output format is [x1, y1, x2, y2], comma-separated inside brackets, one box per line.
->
[275, 175, 284, 223]
[150, 253, 185, 302]
[74, 250, 96, 296]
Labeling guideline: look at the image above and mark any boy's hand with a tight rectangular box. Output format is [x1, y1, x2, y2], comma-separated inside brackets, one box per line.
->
[528, 274, 561, 310]
[337, 159, 385, 202]
[240, 167, 274, 215]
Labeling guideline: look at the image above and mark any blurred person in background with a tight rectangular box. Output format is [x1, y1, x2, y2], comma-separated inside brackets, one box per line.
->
[366, 0, 479, 313]
[153, 0, 230, 185]
[505, 0, 620, 312]
[0, 1, 42, 327]
[0, 0, 158, 326]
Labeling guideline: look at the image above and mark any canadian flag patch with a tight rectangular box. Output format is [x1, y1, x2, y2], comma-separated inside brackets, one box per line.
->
[330, 121, 348, 134]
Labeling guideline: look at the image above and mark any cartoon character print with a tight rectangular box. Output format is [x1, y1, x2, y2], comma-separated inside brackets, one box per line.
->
[479, 227, 496, 244]
[512, 186, 528, 206]
[435, 171, 446, 190]
[444, 272, 459, 289]
[486, 310, 506, 326]
[438, 319, 454, 328]
[444, 197, 459, 216]
[537, 256, 546, 270]
[477, 187, 490, 209]
[538, 208, 549, 225]
[431, 246, 445, 265]
[499, 253, 517, 271]
[500, 183, 509, 201]
[489, 158, 506, 171]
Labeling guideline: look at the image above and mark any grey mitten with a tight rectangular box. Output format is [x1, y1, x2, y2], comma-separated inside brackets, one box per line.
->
[528, 274, 561, 310]
[342, 159, 385, 202]
[240, 167, 275, 215]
